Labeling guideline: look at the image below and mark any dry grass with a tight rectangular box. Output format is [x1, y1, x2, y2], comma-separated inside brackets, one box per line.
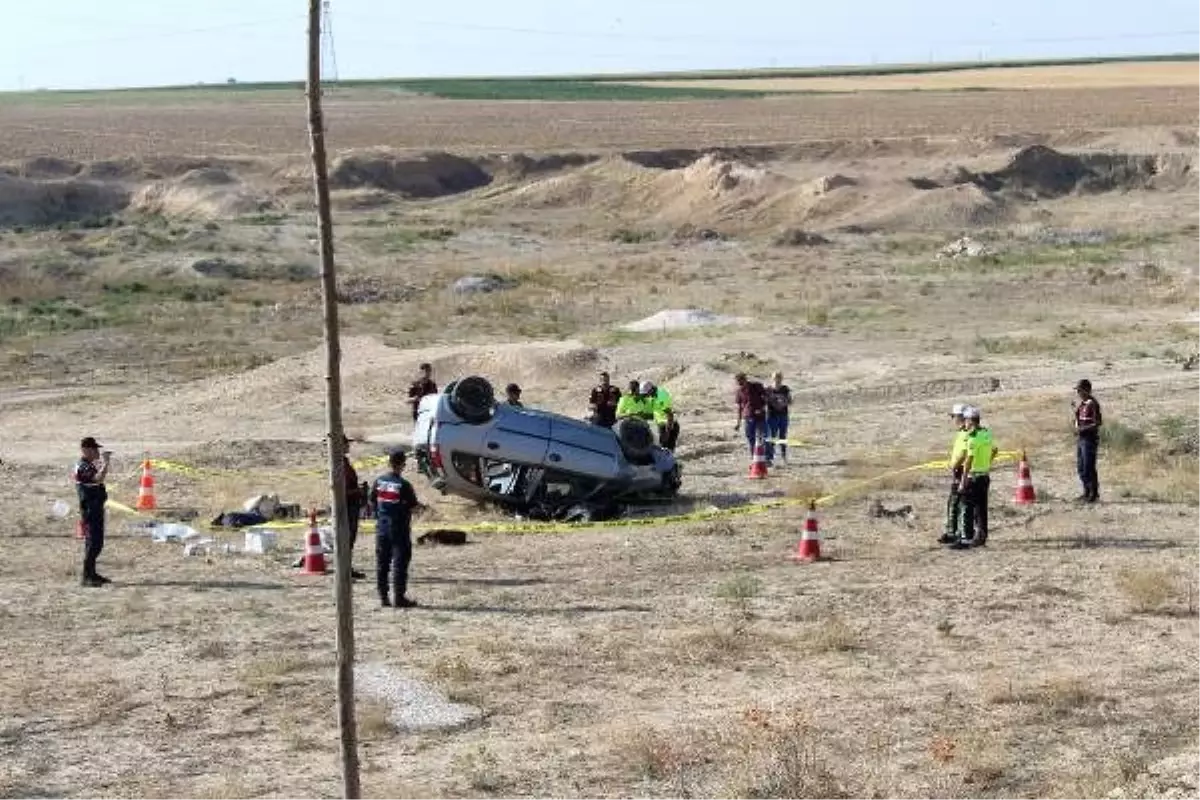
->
[626, 61, 1200, 93]
[1117, 568, 1198, 616]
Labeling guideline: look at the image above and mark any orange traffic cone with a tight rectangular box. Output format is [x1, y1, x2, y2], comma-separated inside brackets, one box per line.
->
[748, 436, 769, 480]
[1013, 452, 1036, 505]
[793, 501, 822, 562]
[299, 509, 328, 575]
[136, 454, 157, 511]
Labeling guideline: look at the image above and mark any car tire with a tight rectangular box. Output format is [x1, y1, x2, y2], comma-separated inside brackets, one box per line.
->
[614, 417, 655, 464]
[448, 376, 495, 424]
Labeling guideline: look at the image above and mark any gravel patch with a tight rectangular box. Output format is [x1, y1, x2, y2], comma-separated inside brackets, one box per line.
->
[355, 662, 482, 732]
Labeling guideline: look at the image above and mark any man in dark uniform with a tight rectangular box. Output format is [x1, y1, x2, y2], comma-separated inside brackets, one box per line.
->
[588, 371, 621, 428]
[407, 363, 438, 422]
[1073, 379, 1103, 503]
[341, 436, 367, 581]
[504, 383, 524, 407]
[369, 450, 424, 608]
[72, 436, 112, 587]
[659, 408, 681, 452]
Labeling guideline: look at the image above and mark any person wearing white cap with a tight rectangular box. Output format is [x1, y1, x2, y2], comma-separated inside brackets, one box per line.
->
[955, 406, 998, 548]
[940, 404, 971, 544]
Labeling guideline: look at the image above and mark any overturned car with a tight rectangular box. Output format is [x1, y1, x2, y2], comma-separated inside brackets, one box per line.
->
[412, 376, 681, 520]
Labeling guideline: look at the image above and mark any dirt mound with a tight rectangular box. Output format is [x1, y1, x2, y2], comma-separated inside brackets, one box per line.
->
[329, 151, 491, 197]
[850, 183, 1009, 233]
[480, 152, 598, 180]
[87, 337, 602, 441]
[19, 156, 83, 179]
[130, 171, 276, 220]
[915, 145, 1191, 199]
[0, 174, 129, 228]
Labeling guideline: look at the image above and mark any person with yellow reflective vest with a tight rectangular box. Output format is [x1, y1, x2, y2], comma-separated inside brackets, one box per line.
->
[639, 380, 674, 446]
[615, 380, 653, 422]
[954, 406, 999, 549]
[939, 403, 970, 545]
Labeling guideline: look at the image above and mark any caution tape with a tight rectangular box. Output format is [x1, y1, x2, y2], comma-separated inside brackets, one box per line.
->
[152, 454, 390, 481]
[105, 451, 1028, 537]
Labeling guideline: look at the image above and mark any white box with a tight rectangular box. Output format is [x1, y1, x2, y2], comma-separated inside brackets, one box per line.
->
[244, 529, 278, 554]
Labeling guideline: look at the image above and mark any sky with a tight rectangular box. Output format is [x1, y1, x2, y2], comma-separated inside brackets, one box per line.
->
[2, 0, 1197, 91]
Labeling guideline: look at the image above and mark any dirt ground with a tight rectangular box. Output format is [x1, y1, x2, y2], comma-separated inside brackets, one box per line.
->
[0, 77, 1198, 799]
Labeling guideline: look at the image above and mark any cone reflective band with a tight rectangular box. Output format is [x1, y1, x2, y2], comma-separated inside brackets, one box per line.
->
[748, 436, 769, 480]
[299, 509, 327, 575]
[1013, 452, 1036, 505]
[794, 502, 821, 561]
[136, 454, 157, 511]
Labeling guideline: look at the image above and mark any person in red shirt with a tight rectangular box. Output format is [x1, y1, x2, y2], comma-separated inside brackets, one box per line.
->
[733, 373, 768, 456]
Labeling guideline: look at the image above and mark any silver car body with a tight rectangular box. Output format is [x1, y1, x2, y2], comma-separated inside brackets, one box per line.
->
[412, 386, 680, 510]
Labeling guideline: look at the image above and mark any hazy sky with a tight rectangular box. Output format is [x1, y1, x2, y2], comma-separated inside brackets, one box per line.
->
[2, 0, 1197, 91]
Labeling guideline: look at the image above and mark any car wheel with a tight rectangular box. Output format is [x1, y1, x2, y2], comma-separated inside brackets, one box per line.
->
[614, 417, 655, 464]
[448, 376, 495, 423]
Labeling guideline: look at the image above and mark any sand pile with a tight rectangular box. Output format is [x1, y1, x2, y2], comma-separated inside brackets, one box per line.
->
[854, 183, 1009, 232]
[88, 337, 603, 441]
[622, 309, 748, 332]
[0, 173, 129, 227]
[130, 167, 276, 220]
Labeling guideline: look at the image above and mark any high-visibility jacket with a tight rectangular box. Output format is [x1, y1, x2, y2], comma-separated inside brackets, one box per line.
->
[648, 387, 673, 425]
[615, 394, 653, 421]
[965, 427, 995, 474]
[949, 429, 970, 467]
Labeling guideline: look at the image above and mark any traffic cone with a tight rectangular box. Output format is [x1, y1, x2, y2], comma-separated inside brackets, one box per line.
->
[135, 454, 157, 511]
[299, 509, 328, 575]
[748, 436, 769, 480]
[1013, 452, 1036, 505]
[793, 501, 822, 561]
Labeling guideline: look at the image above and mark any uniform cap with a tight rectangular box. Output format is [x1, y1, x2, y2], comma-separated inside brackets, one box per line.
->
[80, 436, 102, 449]
[1075, 379, 1092, 392]
[963, 406, 981, 420]
[639, 380, 655, 394]
[950, 403, 966, 416]
[505, 383, 521, 394]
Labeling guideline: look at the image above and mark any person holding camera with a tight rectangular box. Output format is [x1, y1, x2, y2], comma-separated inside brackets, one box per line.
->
[72, 437, 112, 587]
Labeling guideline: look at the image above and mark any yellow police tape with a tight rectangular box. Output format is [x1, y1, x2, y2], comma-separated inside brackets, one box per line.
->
[151, 455, 389, 480]
[105, 451, 1023, 536]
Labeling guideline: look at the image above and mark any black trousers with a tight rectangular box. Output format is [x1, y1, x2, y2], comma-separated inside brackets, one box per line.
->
[347, 502, 360, 551]
[658, 422, 680, 452]
[959, 474, 990, 545]
[1077, 436, 1099, 500]
[945, 467, 963, 538]
[375, 524, 412, 601]
[82, 509, 106, 577]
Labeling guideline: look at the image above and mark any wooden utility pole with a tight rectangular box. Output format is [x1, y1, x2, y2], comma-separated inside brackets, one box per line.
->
[305, 0, 361, 797]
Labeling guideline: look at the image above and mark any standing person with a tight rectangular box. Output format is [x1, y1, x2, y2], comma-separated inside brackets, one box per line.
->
[341, 436, 367, 581]
[407, 363, 438, 422]
[588, 371, 622, 428]
[369, 450, 424, 609]
[659, 408, 681, 452]
[733, 373, 768, 456]
[504, 383, 524, 407]
[940, 404, 970, 545]
[955, 407, 997, 548]
[764, 371, 792, 464]
[72, 437, 111, 587]
[1073, 379, 1103, 503]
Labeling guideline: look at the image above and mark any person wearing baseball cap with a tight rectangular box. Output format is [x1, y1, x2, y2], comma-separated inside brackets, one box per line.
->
[940, 404, 970, 544]
[954, 407, 999, 548]
[72, 437, 112, 586]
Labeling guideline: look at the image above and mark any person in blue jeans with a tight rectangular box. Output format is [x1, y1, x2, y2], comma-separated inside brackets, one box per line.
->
[764, 371, 792, 464]
[733, 372, 769, 456]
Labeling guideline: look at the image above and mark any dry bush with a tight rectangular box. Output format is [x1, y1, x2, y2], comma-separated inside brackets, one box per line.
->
[725, 707, 850, 798]
[806, 614, 860, 653]
[1118, 568, 1173, 613]
[431, 654, 476, 684]
[784, 478, 829, 502]
[239, 654, 321, 694]
[985, 676, 1104, 713]
[621, 727, 697, 782]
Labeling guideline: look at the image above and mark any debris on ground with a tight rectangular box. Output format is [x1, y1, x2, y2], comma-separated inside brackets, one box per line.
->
[936, 236, 992, 259]
[149, 522, 202, 543]
[416, 529, 469, 546]
[868, 500, 916, 523]
[355, 662, 483, 732]
[452, 274, 517, 295]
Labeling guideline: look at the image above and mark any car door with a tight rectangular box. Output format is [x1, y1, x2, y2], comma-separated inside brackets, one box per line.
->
[485, 404, 551, 467]
[547, 417, 621, 480]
